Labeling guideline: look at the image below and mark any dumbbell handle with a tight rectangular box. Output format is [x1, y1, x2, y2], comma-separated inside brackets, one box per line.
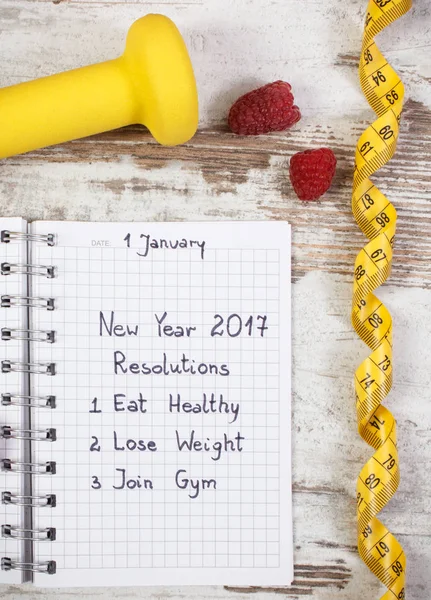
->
[0, 15, 198, 159]
[0, 59, 134, 159]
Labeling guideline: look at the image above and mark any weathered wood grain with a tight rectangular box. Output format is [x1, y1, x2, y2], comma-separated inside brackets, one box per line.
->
[1, 0, 430, 598]
[1, 100, 430, 290]
[1, 0, 430, 124]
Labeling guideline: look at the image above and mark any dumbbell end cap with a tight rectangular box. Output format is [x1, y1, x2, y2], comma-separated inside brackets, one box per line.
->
[125, 14, 199, 146]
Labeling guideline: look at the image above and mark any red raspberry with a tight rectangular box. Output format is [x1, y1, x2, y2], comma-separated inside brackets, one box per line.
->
[289, 148, 337, 201]
[228, 81, 301, 135]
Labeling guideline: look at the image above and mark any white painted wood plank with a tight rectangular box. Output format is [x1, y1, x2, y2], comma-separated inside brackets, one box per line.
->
[0, 0, 429, 128]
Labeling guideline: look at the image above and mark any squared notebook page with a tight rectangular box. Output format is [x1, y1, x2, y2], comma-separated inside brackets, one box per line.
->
[0, 218, 28, 584]
[30, 221, 292, 588]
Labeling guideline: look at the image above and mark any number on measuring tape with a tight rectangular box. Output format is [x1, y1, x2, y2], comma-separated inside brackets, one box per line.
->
[368, 313, 383, 328]
[379, 125, 394, 140]
[392, 560, 403, 576]
[362, 525, 372, 538]
[360, 141, 374, 157]
[357, 298, 366, 311]
[386, 90, 399, 105]
[371, 248, 386, 262]
[355, 265, 366, 280]
[365, 474, 381, 489]
[369, 414, 385, 430]
[376, 212, 390, 227]
[362, 193, 374, 210]
[360, 373, 376, 389]
[376, 540, 390, 558]
[364, 48, 373, 64]
[374, 0, 393, 7]
[383, 454, 396, 470]
[378, 355, 391, 371]
[372, 71, 387, 86]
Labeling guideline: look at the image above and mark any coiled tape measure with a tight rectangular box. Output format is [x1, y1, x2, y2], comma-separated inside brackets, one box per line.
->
[352, 0, 412, 598]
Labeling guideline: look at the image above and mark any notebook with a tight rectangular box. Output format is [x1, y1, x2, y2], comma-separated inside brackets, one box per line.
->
[0, 218, 292, 587]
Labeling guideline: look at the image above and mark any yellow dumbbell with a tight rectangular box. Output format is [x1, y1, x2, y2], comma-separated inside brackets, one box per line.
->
[0, 14, 198, 159]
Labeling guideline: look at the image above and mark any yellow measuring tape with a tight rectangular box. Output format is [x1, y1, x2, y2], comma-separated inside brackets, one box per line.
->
[352, 0, 411, 598]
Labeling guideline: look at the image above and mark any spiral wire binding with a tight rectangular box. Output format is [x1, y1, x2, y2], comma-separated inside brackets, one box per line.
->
[1, 296, 55, 310]
[1, 229, 57, 575]
[2, 328, 55, 344]
[1, 557, 56, 574]
[1, 525, 56, 542]
[2, 492, 56, 508]
[352, 1, 411, 599]
[1, 361, 56, 376]
[0, 231, 55, 247]
[1, 460, 56, 475]
[1, 394, 56, 409]
[1, 427, 57, 442]
[1, 263, 55, 279]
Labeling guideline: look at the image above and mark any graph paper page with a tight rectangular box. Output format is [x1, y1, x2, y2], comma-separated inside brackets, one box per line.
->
[30, 221, 292, 587]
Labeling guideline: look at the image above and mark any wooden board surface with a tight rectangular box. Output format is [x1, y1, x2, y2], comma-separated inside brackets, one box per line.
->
[0, 0, 430, 598]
